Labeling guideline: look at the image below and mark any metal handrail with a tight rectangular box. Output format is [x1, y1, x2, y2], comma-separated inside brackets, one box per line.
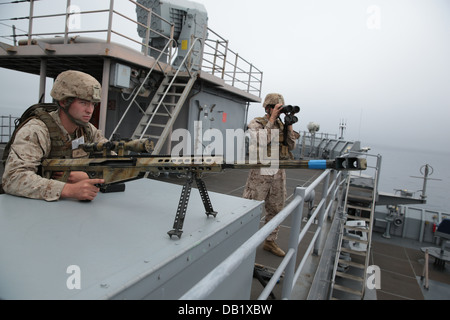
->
[0, 0, 262, 98]
[0, 0, 173, 57]
[360, 154, 380, 297]
[202, 28, 263, 97]
[108, 37, 178, 140]
[181, 169, 346, 300]
[328, 152, 381, 299]
[138, 37, 201, 140]
[0, 115, 18, 143]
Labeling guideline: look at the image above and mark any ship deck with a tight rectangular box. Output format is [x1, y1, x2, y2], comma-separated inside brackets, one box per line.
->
[370, 233, 450, 300]
[152, 167, 450, 300]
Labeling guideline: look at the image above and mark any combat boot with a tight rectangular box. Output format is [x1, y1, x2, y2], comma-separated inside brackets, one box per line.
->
[263, 240, 286, 257]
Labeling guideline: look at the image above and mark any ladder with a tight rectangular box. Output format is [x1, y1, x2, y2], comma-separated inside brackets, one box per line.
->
[329, 171, 378, 300]
[109, 38, 201, 155]
[131, 72, 196, 154]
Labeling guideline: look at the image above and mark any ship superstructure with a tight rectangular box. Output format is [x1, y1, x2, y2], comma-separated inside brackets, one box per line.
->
[0, 0, 262, 158]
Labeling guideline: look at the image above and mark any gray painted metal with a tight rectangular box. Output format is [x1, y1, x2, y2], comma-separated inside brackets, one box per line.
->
[187, 90, 248, 160]
[0, 179, 262, 299]
[136, 0, 208, 70]
[374, 206, 450, 243]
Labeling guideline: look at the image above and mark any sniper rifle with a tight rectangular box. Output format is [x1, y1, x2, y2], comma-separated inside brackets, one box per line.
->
[41, 139, 367, 238]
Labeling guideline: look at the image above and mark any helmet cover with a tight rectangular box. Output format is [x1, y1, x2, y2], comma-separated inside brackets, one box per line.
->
[263, 93, 285, 109]
[50, 70, 101, 103]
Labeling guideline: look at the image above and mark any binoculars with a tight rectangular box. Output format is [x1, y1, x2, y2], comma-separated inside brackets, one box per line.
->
[266, 104, 300, 125]
[266, 104, 300, 114]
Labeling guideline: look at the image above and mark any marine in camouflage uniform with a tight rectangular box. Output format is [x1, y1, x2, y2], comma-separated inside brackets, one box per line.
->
[243, 93, 300, 257]
[2, 70, 108, 201]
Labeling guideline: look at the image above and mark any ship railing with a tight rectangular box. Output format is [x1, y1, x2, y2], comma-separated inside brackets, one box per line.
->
[0, 0, 176, 63]
[296, 132, 354, 160]
[0, 0, 262, 98]
[346, 152, 381, 298]
[108, 36, 178, 140]
[181, 168, 347, 300]
[201, 28, 263, 98]
[387, 205, 450, 243]
[0, 115, 18, 144]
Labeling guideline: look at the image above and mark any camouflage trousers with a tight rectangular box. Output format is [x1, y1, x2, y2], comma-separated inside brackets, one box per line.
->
[242, 169, 286, 241]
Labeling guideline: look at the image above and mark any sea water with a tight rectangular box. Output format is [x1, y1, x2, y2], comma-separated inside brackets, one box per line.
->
[367, 142, 450, 214]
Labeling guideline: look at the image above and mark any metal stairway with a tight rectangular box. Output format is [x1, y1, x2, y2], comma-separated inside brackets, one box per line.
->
[131, 72, 196, 154]
[109, 38, 201, 155]
[330, 171, 378, 300]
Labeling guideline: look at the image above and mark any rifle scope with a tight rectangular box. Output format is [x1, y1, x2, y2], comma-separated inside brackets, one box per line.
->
[81, 139, 154, 155]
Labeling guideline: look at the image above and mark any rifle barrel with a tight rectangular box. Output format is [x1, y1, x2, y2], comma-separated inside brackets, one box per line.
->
[42, 156, 366, 183]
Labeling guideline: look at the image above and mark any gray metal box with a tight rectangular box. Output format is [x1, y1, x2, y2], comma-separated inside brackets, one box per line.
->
[110, 63, 131, 88]
[0, 179, 262, 299]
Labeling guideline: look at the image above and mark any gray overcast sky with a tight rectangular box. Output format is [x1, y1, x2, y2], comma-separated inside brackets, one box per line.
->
[197, 0, 450, 152]
[0, 0, 449, 152]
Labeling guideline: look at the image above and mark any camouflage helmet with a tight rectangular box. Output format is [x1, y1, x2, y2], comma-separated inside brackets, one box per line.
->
[50, 70, 101, 103]
[263, 93, 285, 109]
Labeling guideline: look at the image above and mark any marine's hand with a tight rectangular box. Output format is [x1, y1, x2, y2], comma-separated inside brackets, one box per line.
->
[53, 171, 89, 183]
[61, 178, 105, 201]
[269, 103, 283, 123]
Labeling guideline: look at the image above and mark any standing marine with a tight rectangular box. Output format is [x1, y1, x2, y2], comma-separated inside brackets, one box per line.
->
[243, 93, 300, 257]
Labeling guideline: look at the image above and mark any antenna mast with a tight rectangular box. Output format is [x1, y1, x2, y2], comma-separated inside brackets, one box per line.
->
[339, 119, 346, 139]
[410, 164, 442, 200]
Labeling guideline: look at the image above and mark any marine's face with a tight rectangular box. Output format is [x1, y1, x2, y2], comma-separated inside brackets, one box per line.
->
[68, 98, 96, 123]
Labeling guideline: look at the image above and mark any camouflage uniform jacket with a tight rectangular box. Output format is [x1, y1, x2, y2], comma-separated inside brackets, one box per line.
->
[247, 115, 300, 175]
[243, 116, 300, 241]
[2, 110, 108, 201]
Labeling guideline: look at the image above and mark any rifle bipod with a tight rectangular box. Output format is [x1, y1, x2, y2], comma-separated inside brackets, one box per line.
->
[167, 172, 218, 239]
